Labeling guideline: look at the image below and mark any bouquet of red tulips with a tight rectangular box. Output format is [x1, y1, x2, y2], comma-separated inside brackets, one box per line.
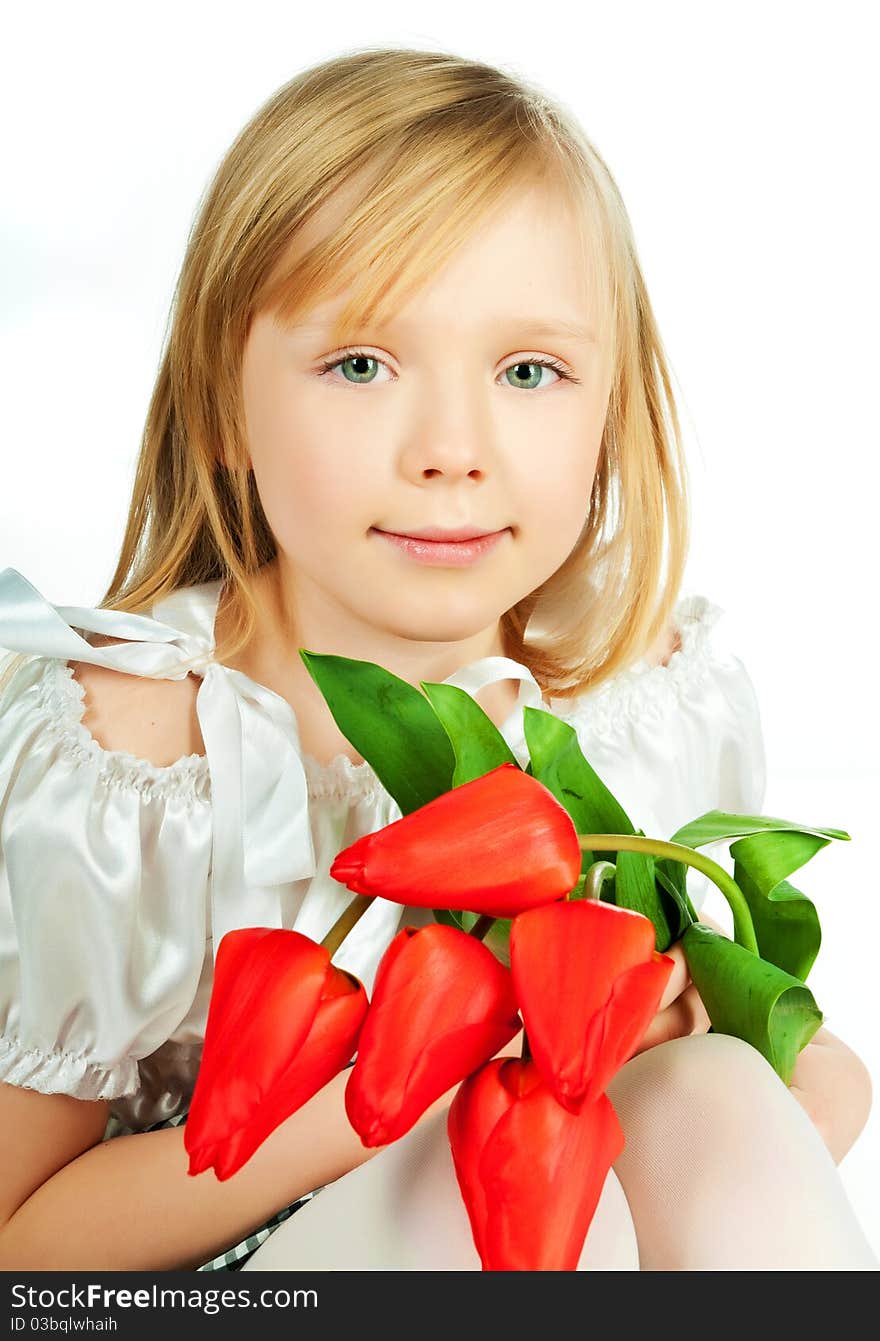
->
[184, 650, 843, 1270]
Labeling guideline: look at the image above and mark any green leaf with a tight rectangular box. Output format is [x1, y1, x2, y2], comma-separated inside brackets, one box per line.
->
[682, 923, 824, 1084]
[654, 863, 695, 942]
[522, 707, 637, 872]
[615, 834, 673, 952]
[669, 812, 839, 981]
[670, 810, 850, 849]
[523, 708, 679, 947]
[654, 857, 700, 930]
[432, 908, 481, 934]
[419, 681, 520, 786]
[299, 650, 455, 815]
[483, 916, 513, 967]
[730, 832, 823, 982]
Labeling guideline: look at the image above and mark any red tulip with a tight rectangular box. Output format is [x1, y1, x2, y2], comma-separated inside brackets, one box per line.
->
[345, 922, 521, 1146]
[510, 899, 674, 1112]
[330, 763, 581, 918]
[448, 1056, 625, 1270]
[185, 927, 368, 1180]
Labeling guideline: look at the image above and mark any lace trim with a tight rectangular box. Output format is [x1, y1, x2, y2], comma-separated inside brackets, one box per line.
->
[554, 594, 726, 738]
[0, 1031, 139, 1101]
[33, 659, 212, 806]
[302, 750, 384, 804]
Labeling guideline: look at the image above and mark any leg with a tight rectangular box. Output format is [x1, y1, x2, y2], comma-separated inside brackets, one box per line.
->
[606, 1032, 879, 1271]
[242, 1099, 639, 1271]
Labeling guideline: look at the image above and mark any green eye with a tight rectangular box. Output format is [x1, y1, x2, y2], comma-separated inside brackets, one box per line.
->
[317, 349, 383, 384]
[317, 350, 575, 388]
[337, 353, 380, 384]
[504, 361, 560, 390]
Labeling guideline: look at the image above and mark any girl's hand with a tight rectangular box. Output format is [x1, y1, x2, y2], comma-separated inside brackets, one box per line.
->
[630, 913, 728, 1056]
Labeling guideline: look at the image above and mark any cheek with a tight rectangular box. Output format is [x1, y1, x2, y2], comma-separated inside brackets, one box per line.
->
[515, 429, 600, 547]
[248, 414, 377, 553]
[240, 337, 378, 551]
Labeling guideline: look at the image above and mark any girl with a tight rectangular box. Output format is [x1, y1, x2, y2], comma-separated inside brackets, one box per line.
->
[0, 47, 875, 1272]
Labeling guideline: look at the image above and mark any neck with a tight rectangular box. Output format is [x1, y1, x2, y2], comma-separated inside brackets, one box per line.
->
[215, 562, 524, 769]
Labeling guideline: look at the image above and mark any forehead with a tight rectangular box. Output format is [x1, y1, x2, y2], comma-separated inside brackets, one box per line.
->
[273, 178, 605, 346]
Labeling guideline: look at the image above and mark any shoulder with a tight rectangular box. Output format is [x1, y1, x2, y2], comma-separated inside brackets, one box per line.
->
[70, 635, 205, 768]
[643, 621, 683, 669]
[0, 568, 215, 770]
[555, 596, 720, 728]
[552, 593, 766, 806]
[590, 595, 756, 711]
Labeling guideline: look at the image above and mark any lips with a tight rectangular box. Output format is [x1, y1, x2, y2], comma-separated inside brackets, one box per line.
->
[373, 528, 509, 567]
[376, 527, 505, 542]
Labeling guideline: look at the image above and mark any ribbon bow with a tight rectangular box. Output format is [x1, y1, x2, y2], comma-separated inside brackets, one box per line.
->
[0, 567, 317, 963]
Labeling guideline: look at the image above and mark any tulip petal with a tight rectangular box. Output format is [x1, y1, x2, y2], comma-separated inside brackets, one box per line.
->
[195, 980, 368, 1180]
[511, 900, 672, 1109]
[577, 953, 675, 1107]
[191, 930, 329, 1112]
[184, 928, 368, 1179]
[480, 1069, 625, 1270]
[348, 1016, 520, 1146]
[447, 1058, 518, 1263]
[330, 763, 581, 917]
[448, 1057, 625, 1270]
[345, 923, 520, 1146]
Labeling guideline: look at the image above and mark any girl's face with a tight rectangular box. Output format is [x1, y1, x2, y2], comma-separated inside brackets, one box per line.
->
[241, 179, 612, 659]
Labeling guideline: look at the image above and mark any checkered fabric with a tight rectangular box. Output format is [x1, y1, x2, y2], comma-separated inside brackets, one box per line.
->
[103, 1108, 323, 1271]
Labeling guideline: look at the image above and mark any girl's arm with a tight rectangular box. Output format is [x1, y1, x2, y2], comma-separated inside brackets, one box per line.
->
[0, 1025, 528, 1272]
[0, 1063, 452, 1271]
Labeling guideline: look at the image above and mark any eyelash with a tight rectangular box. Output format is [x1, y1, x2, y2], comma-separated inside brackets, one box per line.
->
[316, 348, 581, 386]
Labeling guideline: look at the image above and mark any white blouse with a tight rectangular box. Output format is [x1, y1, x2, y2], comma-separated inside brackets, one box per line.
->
[0, 566, 767, 1131]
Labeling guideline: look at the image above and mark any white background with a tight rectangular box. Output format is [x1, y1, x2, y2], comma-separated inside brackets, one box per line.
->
[2, 1, 878, 1262]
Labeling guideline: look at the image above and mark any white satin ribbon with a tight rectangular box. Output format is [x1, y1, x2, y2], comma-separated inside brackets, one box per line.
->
[0, 567, 317, 964]
[441, 654, 548, 759]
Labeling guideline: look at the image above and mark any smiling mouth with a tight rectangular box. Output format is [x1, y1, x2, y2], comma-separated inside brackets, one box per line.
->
[370, 527, 510, 567]
[374, 527, 507, 542]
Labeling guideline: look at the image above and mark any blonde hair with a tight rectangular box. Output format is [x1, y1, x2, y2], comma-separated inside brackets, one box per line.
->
[98, 45, 691, 697]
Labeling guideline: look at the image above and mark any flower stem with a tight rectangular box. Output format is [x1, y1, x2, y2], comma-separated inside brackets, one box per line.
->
[582, 860, 616, 900]
[578, 834, 759, 954]
[321, 894, 373, 958]
[469, 914, 495, 941]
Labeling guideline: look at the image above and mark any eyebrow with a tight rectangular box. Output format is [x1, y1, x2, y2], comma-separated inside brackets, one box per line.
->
[508, 319, 598, 345]
[293, 314, 598, 345]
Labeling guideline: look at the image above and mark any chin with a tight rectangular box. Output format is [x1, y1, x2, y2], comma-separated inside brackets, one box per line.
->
[370, 606, 503, 645]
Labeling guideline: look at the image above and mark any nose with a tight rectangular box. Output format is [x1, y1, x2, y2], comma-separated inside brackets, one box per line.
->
[399, 373, 496, 483]
[422, 459, 482, 481]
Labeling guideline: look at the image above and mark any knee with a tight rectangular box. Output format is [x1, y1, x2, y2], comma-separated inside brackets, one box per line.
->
[606, 1031, 784, 1128]
[646, 1029, 776, 1084]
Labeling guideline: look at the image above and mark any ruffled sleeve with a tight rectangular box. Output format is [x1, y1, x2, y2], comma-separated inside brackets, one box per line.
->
[0, 652, 213, 1101]
[554, 595, 767, 916]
